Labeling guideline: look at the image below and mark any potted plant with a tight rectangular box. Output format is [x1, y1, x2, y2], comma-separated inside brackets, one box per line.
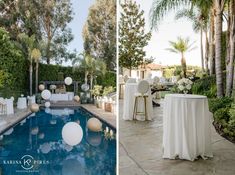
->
[90, 85, 103, 107]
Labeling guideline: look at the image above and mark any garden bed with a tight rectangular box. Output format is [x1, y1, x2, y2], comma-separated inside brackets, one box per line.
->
[213, 121, 235, 144]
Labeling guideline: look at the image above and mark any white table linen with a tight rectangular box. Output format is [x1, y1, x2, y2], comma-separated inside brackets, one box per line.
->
[27, 95, 36, 105]
[163, 94, 213, 161]
[5, 98, 14, 115]
[123, 83, 153, 121]
[50, 94, 69, 101]
[17, 97, 27, 109]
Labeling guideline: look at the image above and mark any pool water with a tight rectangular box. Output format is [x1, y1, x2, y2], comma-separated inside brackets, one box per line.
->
[0, 107, 116, 175]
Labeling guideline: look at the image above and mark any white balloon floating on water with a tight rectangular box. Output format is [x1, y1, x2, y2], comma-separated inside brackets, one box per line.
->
[64, 77, 73, 85]
[39, 84, 45, 91]
[41, 90, 51, 100]
[87, 118, 102, 132]
[62, 122, 83, 146]
[45, 101, 51, 108]
[30, 103, 39, 113]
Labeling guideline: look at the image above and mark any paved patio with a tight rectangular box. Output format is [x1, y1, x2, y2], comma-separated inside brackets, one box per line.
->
[119, 99, 235, 175]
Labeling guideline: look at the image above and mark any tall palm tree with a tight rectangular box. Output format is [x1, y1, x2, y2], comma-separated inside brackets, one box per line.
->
[72, 53, 106, 90]
[18, 33, 36, 96]
[175, 8, 209, 72]
[166, 37, 196, 77]
[228, 0, 235, 97]
[214, 0, 226, 97]
[31, 48, 41, 94]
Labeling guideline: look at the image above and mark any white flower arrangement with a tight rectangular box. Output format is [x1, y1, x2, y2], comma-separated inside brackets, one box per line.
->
[177, 78, 193, 94]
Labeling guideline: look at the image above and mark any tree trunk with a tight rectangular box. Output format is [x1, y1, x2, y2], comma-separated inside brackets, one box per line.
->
[35, 62, 39, 94]
[226, 0, 231, 96]
[209, 8, 215, 75]
[200, 28, 205, 72]
[205, 30, 209, 74]
[214, 1, 224, 97]
[46, 38, 51, 64]
[85, 71, 89, 85]
[230, 0, 235, 97]
[29, 60, 33, 96]
[90, 74, 94, 90]
[181, 53, 187, 78]
[129, 68, 132, 77]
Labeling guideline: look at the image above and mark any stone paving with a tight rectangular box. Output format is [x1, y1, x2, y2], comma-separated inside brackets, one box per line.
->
[119, 99, 235, 175]
[0, 108, 32, 134]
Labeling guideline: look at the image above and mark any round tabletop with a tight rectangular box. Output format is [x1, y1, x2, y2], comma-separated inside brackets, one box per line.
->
[165, 94, 206, 99]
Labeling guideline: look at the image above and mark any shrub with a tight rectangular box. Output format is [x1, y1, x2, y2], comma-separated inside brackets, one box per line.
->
[103, 86, 115, 96]
[214, 108, 230, 126]
[208, 97, 233, 113]
[96, 71, 116, 88]
[90, 85, 103, 97]
[192, 76, 216, 97]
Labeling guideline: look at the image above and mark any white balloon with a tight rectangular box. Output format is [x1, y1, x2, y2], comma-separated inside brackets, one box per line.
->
[45, 102, 51, 108]
[62, 122, 83, 146]
[64, 77, 73, 85]
[41, 90, 51, 100]
[39, 84, 45, 91]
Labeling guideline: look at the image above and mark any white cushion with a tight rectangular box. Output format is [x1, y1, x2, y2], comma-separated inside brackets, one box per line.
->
[137, 80, 149, 94]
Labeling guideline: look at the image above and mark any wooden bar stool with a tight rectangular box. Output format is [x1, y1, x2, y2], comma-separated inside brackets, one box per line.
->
[133, 80, 150, 121]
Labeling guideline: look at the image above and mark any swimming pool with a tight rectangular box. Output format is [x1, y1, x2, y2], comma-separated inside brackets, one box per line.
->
[0, 107, 116, 175]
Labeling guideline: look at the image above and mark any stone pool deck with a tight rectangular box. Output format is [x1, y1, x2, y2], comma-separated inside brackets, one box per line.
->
[0, 108, 32, 134]
[0, 103, 116, 134]
[119, 99, 235, 175]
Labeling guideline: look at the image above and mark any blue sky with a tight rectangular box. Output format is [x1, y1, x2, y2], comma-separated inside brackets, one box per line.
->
[67, 0, 95, 55]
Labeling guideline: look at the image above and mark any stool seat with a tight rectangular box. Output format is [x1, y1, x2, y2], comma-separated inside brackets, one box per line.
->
[134, 93, 148, 97]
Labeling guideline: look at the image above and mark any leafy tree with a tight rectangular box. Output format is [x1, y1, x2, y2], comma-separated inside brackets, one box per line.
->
[119, 0, 151, 76]
[0, 0, 74, 64]
[83, 0, 116, 70]
[72, 53, 106, 89]
[166, 37, 196, 77]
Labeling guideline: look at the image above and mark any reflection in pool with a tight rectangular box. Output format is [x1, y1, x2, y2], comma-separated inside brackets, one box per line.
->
[0, 107, 116, 175]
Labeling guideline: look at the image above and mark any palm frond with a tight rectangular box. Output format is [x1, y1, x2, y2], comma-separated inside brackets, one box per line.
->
[149, 0, 190, 30]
